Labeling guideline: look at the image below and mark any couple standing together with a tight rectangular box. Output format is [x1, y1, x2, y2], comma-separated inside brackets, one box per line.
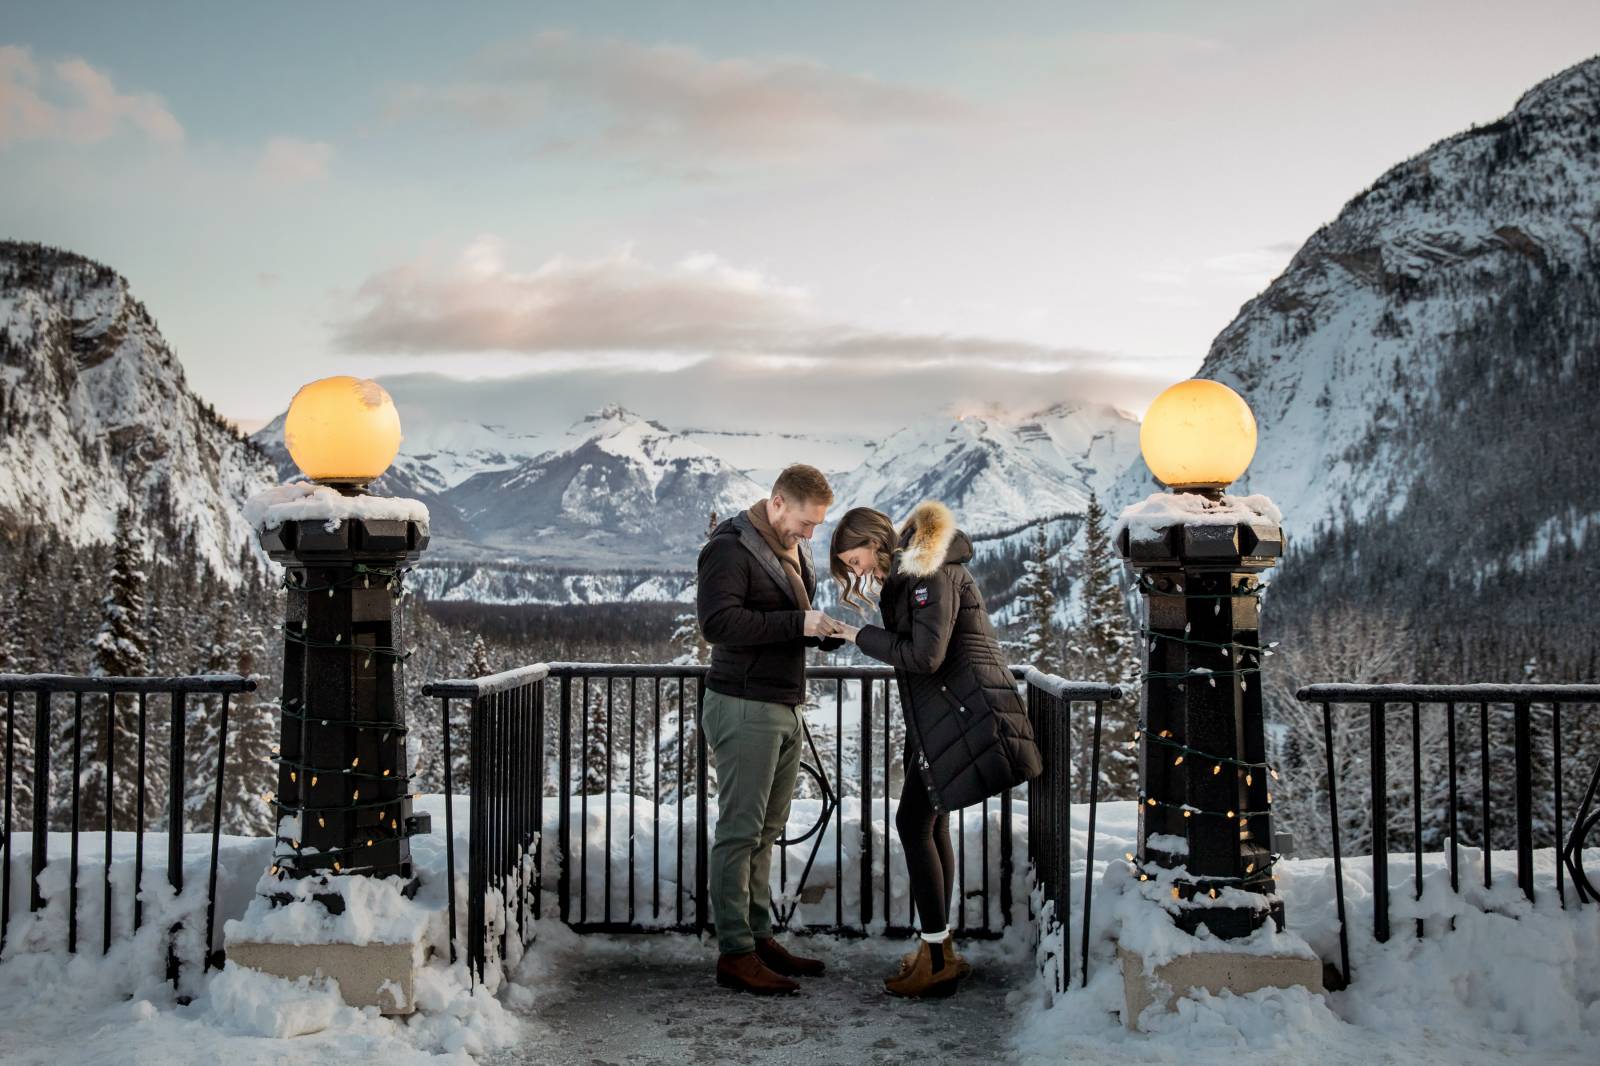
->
[696, 464, 1042, 999]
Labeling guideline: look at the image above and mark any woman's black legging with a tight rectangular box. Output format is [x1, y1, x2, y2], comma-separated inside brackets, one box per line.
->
[896, 758, 955, 936]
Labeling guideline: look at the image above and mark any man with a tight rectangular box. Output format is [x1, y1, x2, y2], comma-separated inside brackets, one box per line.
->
[696, 463, 844, 994]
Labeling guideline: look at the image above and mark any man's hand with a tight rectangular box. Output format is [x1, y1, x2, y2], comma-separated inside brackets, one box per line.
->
[803, 610, 838, 638]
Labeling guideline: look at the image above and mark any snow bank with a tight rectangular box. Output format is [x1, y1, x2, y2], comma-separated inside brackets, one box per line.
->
[1111, 491, 1282, 542]
[243, 481, 430, 535]
[1013, 800, 1600, 1065]
[226, 872, 433, 949]
[1, 798, 518, 1062]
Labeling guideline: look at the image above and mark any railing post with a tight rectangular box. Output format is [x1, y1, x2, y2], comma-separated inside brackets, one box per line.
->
[1321, 701, 1351, 984]
[2, 690, 12, 955]
[1081, 696, 1105, 987]
[558, 674, 571, 926]
[533, 680, 545, 923]
[468, 693, 486, 984]
[1513, 701, 1534, 902]
[694, 681, 708, 934]
[203, 693, 230, 970]
[1369, 701, 1389, 944]
[30, 691, 49, 914]
[167, 690, 186, 987]
[441, 696, 457, 965]
[999, 782, 1013, 928]
[859, 677, 873, 929]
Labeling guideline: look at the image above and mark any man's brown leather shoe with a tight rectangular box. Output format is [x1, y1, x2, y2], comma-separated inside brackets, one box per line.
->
[716, 951, 800, 995]
[755, 937, 826, 977]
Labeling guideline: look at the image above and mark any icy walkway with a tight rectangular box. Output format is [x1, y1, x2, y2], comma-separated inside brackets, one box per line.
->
[485, 934, 1031, 1066]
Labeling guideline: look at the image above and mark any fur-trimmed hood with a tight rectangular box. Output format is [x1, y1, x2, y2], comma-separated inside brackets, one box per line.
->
[894, 500, 973, 578]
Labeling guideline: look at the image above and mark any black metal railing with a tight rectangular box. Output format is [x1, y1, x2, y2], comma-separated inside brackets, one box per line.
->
[541, 662, 1036, 938]
[0, 673, 255, 988]
[1299, 682, 1600, 985]
[421, 664, 548, 986]
[423, 660, 1122, 981]
[1023, 670, 1123, 992]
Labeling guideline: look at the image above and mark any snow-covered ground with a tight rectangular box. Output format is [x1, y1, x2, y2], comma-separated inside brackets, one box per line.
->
[1, 797, 1596, 1063]
[1015, 803, 1600, 1064]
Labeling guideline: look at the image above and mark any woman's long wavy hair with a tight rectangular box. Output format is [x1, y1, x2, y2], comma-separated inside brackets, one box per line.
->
[829, 507, 899, 612]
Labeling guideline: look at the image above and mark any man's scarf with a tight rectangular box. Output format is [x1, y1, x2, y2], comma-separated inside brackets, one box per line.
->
[746, 499, 810, 611]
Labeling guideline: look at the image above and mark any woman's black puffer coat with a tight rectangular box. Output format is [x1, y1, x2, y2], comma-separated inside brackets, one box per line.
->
[855, 500, 1043, 812]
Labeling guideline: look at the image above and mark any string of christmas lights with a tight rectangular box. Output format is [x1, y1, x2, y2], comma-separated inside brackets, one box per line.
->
[281, 623, 414, 662]
[1138, 792, 1272, 821]
[1133, 727, 1281, 779]
[280, 703, 411, 735]
[1142, 665, 1262, 685]
[281, 563, 411, 594]
[1140, 626, 1279, 656]
[1128, 855, 1281, 895]
[272, 752, 402, 782]
[1135, 576, 1268, 600]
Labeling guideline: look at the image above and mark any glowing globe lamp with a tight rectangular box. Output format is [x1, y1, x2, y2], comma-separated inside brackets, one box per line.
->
[1139, 379, 1258, 492]
[284, 376, 402, 489]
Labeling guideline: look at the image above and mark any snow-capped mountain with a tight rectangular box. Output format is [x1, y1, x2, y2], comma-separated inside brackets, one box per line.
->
[679, 426, 873, 486]
[0, 242, 278, 580]
[247, 389, 1142, 585]
[408, 560, 695, 605]
[250, 410, 536, 542]
[1120, 55, 1600, 569]
[443, 404, 766, 567]
[253, 410, 546, 499]
[835, 400, 1141, 533]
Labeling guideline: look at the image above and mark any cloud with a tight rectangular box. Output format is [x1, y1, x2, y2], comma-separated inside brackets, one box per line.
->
[333, 239, 1119, 377]
[1203, 245, 1297, 289]
[382, 30, 975, 162]
[0, 45, 183, 148]
[335, 238, 812, 355]
[257, 136, 333, 184]
[1135, 243, 1300, 294]
[372, 354, 1177, 440]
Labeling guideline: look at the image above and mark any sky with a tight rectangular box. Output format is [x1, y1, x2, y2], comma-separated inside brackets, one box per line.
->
[4, 1, 1598, 437]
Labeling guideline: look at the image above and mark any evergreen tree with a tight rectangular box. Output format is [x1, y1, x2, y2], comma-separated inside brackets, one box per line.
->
[467, 634, 493, 677]
[187, 625, 277, 835]
[77, 507, 152, 829]
[669, 512, 717, 667]
[659, 512, 717, 800]
[1063, 492, 1140, 799]
[0, 569, 37, 827]
[1016, 525, 1061, 675]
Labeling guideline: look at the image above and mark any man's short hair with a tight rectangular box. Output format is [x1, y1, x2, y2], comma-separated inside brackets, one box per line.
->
[772, 464, 834, 508]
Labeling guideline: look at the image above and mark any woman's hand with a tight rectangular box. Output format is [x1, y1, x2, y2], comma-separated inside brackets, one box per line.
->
[832, 621, 861, 643]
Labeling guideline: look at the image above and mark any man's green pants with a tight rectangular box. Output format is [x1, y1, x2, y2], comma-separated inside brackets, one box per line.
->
[702, 688, 803, 955]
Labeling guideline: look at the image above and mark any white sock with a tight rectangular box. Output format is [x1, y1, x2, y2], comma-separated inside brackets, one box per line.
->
[919, 930, 949, 944]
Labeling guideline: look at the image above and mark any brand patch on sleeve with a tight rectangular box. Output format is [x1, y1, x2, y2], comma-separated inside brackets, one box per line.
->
[913, 584, 930, 606]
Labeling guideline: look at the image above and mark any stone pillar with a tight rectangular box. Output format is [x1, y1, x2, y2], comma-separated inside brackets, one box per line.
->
[259, 513, 429, 895]
[228, 509, 431, 1014]
[1116, 509, 1284, 938]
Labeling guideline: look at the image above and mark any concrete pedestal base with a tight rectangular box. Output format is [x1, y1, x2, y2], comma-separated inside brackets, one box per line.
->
[227, 938, 425, 1016]
[1119, 946, 1323, 1030]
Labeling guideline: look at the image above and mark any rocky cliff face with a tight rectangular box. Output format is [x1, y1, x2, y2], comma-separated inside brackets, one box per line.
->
[1144, 56, 1600, 571]
[0, 242, 278, 579]
[1115, 56, 1600, 671]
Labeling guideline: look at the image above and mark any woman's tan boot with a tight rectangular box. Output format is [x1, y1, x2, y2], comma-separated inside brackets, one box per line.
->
[884, 939, 964, 998]
[890, 936, 972, 980]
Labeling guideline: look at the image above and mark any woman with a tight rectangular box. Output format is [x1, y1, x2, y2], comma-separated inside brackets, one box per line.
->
[827, 500, 1043, 998]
